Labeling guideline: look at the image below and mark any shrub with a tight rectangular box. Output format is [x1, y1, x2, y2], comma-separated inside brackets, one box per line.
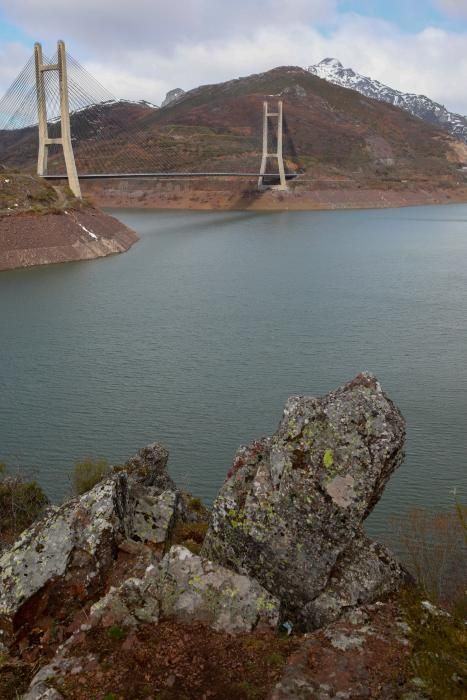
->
[0, 466, 49, 547]
[72, 458, 110, 496]
[172, 521, 209, 555]
[392, 502, 466, 616]
[189, 496, 204, 512]
[108, 625, 125, 641]
[401, 588, 467, 700]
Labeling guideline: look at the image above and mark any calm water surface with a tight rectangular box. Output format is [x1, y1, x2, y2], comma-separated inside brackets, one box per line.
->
[1, 205, 466, 547]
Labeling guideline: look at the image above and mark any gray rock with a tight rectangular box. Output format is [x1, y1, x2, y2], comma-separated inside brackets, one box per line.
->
[24, 654, 83, 700]
[161, 88, 185, 108]
[131, 488, 177, 545]
[0, 474, 130, 621]
[0, 442, 178, 637]
[202, 373, 406, 630]
[282, 84, 307, 99]
[91, 574, 160, 627]
[23, 685, 65, 700]
[156, 545, 279, 633]
[91, 545, 279, 634]
[122, 442, 174, 491]
[304, 535, 405, 628]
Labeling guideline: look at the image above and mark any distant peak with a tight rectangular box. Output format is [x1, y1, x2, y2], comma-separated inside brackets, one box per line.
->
[320, 58, 343, 69]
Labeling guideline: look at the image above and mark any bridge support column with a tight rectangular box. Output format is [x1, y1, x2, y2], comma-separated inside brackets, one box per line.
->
[258, 100, 287, 191]
[34, 40, 81, 199]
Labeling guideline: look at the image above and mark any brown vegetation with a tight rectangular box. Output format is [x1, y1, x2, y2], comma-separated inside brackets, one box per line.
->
[2, 67, 467, 194]
[392, 502, 467, 617]
[72, 458, 111, 496]
[0, 463, 49, 548]
[54, 621, 298, 700]
[0, 171, 81, 216]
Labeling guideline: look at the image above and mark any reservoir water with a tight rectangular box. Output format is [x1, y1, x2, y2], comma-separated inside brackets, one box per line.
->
[1, 205, 466, 548]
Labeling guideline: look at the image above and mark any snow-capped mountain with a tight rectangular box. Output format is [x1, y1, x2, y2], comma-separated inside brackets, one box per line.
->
[308, 58, 467, 143]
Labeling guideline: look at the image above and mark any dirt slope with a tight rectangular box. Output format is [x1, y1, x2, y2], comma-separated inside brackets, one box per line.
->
[0, 173, 138, 271]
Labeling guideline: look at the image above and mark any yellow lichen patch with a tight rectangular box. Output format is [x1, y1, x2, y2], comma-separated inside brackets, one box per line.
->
[323, 449, 334, 469]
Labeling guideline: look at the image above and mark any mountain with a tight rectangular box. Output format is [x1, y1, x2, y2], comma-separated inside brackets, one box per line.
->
[161, 88, 185, 108]
[1, 66, 466, 187]
[308, 58, 467, 143]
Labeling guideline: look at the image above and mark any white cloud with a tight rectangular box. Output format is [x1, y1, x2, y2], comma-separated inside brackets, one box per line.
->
[2, 3, 467, 118]
[83, 17, 467, 116]
[0, 42, 32, 91]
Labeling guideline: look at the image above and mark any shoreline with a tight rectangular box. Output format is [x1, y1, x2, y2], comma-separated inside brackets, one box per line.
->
[0, 206, 139, 272]
[80, 177, 467, 213]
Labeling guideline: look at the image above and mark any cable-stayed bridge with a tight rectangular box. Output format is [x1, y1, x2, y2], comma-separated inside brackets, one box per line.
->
[0, 41, 298, 198]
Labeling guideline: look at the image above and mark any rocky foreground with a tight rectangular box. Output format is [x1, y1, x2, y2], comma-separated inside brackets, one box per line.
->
[0, 374, 465, 699]
[0, 173, 138, 271]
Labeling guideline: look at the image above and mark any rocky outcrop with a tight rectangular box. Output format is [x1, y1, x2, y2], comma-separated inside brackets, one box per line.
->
[0, 443, 178, 645]
[91, 545, 279, 634]
[0, 475, 130, 637]
[125, 443, 178, 545]
[270, 600, 413, 700]
[161, 88, 185, 108]
[202, 373, 406, 630]
[3, 377, 466, 700]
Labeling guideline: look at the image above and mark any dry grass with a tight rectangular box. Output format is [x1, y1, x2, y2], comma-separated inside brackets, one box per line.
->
[393, 502, 466, 617]
[72, 457, 110, 496]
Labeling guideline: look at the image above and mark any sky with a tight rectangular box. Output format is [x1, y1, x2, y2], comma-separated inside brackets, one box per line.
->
[1, 0, 467, 113]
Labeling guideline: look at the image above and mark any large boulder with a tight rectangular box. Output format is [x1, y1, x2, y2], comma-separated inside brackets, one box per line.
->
[156, 546, 280, 633]
[91, 545, 279, 634]
[0, 475, 130, 633]
[202, 373, 406, 629]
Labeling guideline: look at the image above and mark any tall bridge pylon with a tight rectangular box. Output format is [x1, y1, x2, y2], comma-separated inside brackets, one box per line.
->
[34, 40, 81, 198]
[258, 100, 287, 191]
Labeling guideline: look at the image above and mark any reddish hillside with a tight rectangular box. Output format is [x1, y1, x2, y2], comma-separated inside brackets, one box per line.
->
[2, 66, 467, 190]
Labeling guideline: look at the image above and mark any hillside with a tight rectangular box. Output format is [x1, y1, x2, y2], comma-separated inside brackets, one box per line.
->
[149, 65, 467, 182]
[2, 66, 467, 190]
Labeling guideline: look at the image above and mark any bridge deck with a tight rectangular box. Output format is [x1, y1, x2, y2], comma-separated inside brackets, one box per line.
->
[43, 172, 298, 180]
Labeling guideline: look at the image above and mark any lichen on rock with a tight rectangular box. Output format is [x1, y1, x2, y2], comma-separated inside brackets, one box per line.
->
[90, 545, 279, 635]
[0, 442, 182, 643]
[202, 372, 407, 630]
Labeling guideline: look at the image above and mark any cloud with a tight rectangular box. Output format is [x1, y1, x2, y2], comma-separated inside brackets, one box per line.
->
[434, 0, 467, 17]
[0, 41, 31, 87]
[2, 3, 467, 118]
[0, 1, 338, 50]
[80, 16, 467, 116]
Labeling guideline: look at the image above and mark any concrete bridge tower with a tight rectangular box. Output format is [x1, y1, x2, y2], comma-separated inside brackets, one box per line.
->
[258, 100, 287, 191]
[34, 40, 81, 198]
